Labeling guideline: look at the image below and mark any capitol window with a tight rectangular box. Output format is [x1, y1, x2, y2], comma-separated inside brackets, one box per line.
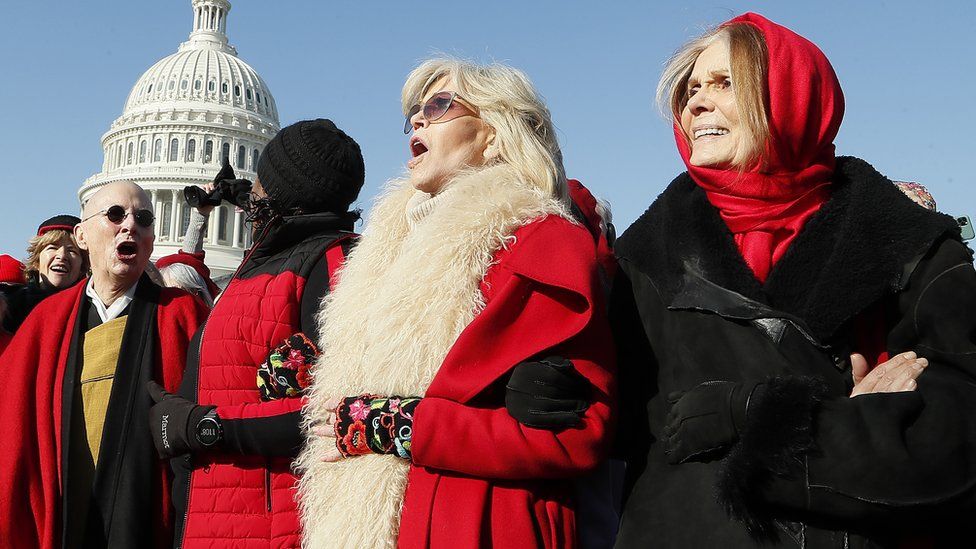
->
[186, 139, 196, 162]
[221, 82, 228, 94]
[246, 88, 252, 100]
[168, 80, 175, 91]
[251, 149, 259, 171]
[181, 79, 188, 90]
[147, 83, 153, 94]
[195, 79, 202, 91]
[204, 140, 214, 163]
[127, 142, 134, 164]
[160, 201, 172, 238]
[221, 142, 230, 164]
[208, 80, 215, 92]
[139, 141, 147, 163]
[218, 205, 230, 242]
[237, 145, 246, 168]
[153, 139, 162, 162]
[234, 85, 241, 98]
[169, 138, 179, 162]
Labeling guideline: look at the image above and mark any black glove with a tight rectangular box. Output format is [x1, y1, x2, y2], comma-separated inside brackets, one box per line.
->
[505, 356, 590, 430]
[147, 381, 216, 459]
[663, 380, 763, 465]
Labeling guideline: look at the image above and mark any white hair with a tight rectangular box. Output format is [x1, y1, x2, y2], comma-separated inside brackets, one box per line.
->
[159, 263, 213, 307]
[402, 57, 569, 206]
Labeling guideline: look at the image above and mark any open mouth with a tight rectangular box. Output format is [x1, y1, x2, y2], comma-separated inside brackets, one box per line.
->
[693, 126, 730, 140]
[116, 241, 138, 260]
[49, 263, 69, 274]
[408, 136, 429, 168]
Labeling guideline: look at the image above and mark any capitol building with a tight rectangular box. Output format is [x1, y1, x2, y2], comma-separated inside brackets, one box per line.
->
[79, 0, 279, 277]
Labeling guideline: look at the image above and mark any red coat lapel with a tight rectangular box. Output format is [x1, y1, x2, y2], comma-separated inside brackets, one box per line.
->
[427, 217, 601, 403]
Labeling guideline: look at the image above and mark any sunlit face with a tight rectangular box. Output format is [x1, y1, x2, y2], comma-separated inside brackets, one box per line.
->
[406, 77, 494, 195]
[680, 40, 742, 168]
[75, 182, 155, 288]
[37, 235, 83, 290]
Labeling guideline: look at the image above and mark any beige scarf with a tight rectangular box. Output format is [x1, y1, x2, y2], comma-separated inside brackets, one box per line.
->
[295, 164, 569, 548]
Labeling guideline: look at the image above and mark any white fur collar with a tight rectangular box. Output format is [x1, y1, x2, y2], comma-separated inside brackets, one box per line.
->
[295, 165, 569, 548]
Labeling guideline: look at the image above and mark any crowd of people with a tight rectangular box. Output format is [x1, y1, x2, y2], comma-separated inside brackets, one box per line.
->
[1, 12, 974, 549]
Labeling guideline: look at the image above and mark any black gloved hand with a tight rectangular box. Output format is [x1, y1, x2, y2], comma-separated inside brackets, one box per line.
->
[663, 380, 763, 465]
[147, 381, 215, 459]
[505, 356, 590, 430]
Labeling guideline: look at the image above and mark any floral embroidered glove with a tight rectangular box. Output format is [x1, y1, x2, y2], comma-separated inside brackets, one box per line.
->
[257, 333, 319, 400]
[333, 395, 421, 460]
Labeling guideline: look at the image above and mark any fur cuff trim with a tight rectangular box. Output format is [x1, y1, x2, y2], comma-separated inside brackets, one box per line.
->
[717, 376, 831, 540]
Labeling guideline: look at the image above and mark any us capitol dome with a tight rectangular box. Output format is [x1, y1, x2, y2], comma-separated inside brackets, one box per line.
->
[79, 0, 279, 277]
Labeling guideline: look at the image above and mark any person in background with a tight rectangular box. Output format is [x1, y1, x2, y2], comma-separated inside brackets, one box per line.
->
[296, 58, 615, 549]
[612, 13, 976, 547]
[0, 216, 88, 355]
[153, 179, 223, 304]
[0, 181, 207, 549]
[145, 119, 363, 549]
[894, 180, 937, 211]
[0, 254, 27, 285]
[0, 215, 87, 331]
[0, 253, 27, 352]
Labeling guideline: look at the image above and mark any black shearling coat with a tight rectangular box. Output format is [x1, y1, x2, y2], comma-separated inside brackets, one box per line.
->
[612, 157, 976, 548]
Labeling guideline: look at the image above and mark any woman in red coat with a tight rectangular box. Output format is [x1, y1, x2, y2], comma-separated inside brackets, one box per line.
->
[295, 58, 616, 548]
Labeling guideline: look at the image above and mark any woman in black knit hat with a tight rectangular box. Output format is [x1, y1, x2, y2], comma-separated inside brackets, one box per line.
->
[0, 214, 88, 344]
[146, 118, 366, 549]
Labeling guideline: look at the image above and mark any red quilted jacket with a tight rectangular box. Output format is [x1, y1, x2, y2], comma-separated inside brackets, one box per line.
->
[173, 213, 355, 548]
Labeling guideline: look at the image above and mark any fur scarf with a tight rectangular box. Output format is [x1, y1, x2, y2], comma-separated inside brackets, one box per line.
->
[295, 164, 570, 548]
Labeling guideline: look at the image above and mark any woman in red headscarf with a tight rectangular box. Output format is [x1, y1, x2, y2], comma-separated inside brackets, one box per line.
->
[612, 13, 976, 548]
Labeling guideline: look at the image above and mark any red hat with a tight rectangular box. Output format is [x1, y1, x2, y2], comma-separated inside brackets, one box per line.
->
[0, 255, 26, 285]
[37, 214, 81, 236]
[155, 251, 221, 299]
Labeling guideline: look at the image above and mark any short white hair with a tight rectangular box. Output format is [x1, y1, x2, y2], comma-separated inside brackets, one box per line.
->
[402, 57, 569, 206]
[159, 263, 213, 307]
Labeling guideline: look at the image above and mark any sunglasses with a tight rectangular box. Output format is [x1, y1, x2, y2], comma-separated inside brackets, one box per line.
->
[403, 91, 468, 134]
[82, 204, 155, 228]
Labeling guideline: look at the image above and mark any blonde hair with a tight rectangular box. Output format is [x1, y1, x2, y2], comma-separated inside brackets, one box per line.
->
[402, 57, 569, 205]
[657, 23, 770, 169]
[24, 230, 89, 283]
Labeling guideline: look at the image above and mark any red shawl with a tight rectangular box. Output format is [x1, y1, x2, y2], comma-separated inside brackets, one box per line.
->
[0, 280, 206, 549]
[675, 12, 845, 282]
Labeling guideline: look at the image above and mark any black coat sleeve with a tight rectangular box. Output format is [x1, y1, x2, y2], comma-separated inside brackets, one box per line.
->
[721, 237, 976, 534]
[221, 411, 304, 458]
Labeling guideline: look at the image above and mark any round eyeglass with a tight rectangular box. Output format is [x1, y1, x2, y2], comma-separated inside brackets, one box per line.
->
[403, 91, 466, 134]
[82, 204, 155, 228]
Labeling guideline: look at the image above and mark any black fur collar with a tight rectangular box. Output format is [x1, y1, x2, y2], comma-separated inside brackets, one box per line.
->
[616, 156, 961, 341]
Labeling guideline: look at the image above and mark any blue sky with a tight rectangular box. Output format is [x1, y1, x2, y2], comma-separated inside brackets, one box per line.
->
[1, 0, 973, 258]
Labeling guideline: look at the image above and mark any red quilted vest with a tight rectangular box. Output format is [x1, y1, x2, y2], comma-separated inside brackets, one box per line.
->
[175, 214, 354, 548]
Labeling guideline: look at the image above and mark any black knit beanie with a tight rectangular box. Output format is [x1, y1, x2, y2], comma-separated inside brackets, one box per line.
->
[257, 119, 365, 215]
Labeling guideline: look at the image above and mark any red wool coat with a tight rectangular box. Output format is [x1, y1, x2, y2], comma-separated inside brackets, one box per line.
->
[399, 216, 617, 548]
[0, 280, 206, 549]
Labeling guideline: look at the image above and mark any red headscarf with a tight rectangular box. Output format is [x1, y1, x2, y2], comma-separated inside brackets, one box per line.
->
[675, 12, 845, 282]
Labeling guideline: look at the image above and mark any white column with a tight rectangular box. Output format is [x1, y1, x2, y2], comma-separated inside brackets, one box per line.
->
[169, 191, 179, 243]
[211, 206, 221, 245]
[232, 209, 241, 248]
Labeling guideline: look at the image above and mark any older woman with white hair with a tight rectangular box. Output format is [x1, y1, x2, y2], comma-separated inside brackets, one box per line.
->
[296, 58, 615, 548]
